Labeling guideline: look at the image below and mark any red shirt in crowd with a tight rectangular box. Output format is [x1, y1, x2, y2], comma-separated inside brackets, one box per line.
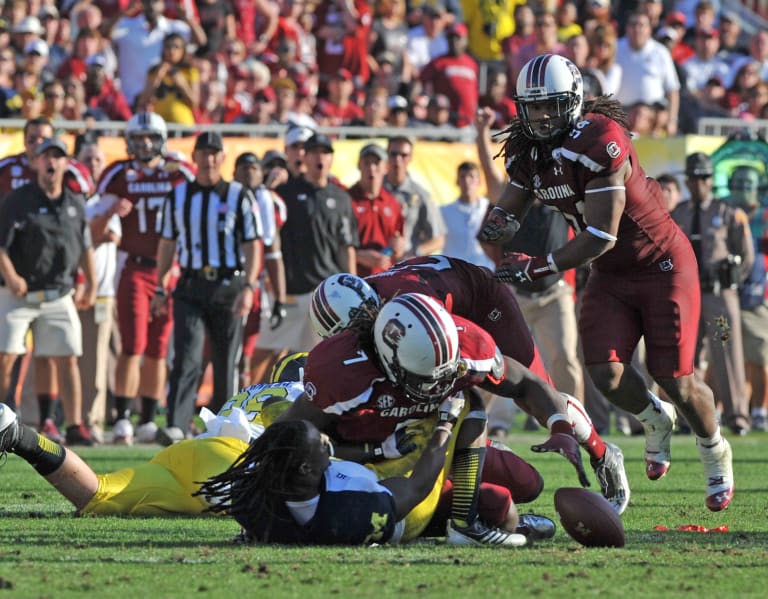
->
[314, 0, 372, 85]
[420, 53, 479, 127]
[347, 181, 403, 276]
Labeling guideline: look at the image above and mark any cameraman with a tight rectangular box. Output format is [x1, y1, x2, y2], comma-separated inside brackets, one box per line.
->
[672, 153, 754, 435]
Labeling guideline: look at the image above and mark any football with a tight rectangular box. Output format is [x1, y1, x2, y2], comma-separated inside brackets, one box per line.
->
[554, 487, 625, 548]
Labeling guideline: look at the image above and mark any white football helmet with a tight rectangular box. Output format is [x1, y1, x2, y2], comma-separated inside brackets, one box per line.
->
[514, 54, 583, 141]
[373, 293, 460, 403]
[125, 112, 168, 162]
[309, 274, 380, 338]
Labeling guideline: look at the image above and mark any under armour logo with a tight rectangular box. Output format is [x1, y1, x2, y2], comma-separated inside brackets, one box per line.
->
[553, 166, 563, 176]
[514, 271, 528, 283]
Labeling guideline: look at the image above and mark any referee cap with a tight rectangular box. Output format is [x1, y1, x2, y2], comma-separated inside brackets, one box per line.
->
[194, 131, 224, 152]
[35, 137, 68, 156]
[685, 152, 714, 177]
[269, 351, 309, 383]
[235, 152, 260, 168]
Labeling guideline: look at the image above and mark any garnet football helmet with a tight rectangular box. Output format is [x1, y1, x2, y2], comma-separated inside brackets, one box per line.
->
[125, 112, 168, 162]
[373, 293, 460, 403]
[309, 274, 380, 338]
[514, 54, 583, 142]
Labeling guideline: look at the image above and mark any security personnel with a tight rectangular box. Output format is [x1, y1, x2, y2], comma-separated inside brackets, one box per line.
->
[151, 132, 263, 443]
[672, 152, 754, 435]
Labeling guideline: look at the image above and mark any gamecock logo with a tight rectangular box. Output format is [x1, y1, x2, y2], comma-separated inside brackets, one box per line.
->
[606, 142, 620, 159]
[381, 319, 406, 350]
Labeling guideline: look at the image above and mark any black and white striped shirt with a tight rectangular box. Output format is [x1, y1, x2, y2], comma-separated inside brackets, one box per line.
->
[160, 179, 262, 270]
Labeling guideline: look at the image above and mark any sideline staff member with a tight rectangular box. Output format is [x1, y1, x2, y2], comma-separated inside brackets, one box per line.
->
[151, 132, 263, 443]
[0, 136, 97, 445]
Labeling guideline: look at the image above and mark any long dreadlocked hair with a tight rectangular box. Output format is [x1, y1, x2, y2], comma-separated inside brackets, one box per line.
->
[497, 95, 630, 182]
[197, 420, 315, 522]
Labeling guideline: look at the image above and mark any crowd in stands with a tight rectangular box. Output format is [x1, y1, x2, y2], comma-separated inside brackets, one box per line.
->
[0, 1, 765, 136]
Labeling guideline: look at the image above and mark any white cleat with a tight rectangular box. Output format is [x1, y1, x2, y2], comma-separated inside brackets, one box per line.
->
[700, 438, 734, 512]
[446, 519, 527, 547]
[639, 399, 675, 480]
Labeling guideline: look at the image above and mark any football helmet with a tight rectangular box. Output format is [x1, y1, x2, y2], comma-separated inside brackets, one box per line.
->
[268, 351, 308, 384]
[373, 293, 460, 403]
[309, 274, 380, 338]
[125, 112, 168, 162]
[514, 54, 583, 141]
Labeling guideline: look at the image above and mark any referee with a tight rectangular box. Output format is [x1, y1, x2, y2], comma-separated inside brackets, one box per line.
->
[150, 132, 263, 443]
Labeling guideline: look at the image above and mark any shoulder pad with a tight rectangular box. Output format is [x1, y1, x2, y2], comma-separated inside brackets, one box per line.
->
[559, 114, 630, 174]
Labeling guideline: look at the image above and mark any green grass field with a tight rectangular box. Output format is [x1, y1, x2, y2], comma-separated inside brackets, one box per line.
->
[1, 431, 766, 599]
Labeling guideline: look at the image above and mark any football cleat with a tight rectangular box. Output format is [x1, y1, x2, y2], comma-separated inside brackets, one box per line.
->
[591, 442, 630, 515]
[699, 438, 734, 512]
[639, 399, 675, 480]
[65, 423, 95, 446]
[113, 419, 134, 446]
[515, 514, 556, 540]
[0, 404, 21, 455]
[40, 418, 63, 444]
[446, 519, 527, 547]
[156, 426, 185, 447]
[135, 421, 159, 444]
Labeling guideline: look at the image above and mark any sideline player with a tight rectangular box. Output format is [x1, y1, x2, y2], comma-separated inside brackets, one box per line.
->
[90, 113, 195, 444]
[479, 53, 733, 511]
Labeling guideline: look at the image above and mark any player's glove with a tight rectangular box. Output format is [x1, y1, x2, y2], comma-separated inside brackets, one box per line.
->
[495, 252, 556, 285]
[270, 300, 287, 330]
[531, 433, 591, 488]
[478, 206, 521, 244]
[438, 395, 465, 426]
[375, 427, 419, 460]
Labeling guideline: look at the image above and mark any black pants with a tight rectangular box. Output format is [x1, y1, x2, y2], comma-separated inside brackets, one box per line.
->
[165, 277, 244, 433]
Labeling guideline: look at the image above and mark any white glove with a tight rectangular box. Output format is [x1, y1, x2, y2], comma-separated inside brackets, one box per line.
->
[378, 426, 419, 459]
[438, 395, 465, 425]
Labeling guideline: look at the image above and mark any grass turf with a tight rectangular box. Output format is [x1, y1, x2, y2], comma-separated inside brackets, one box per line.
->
[0, 431, 766, 598]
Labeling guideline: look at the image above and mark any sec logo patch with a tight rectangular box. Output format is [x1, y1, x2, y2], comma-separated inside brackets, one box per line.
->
[606, 142, 621, 159]
[305, 382, 317, 399]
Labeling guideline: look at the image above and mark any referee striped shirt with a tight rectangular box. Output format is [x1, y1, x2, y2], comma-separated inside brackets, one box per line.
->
[160, 179, 262, 270]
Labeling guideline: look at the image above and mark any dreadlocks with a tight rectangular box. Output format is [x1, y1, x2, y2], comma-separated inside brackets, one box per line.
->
[498, 95, 629, 182]
[197, 420, 315, 528]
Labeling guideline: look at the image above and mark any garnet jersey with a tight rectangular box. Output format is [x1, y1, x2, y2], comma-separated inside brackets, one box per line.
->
[303, 315, 503, 443]
[366, 255, 537, 369]
[0, 153, 95, 197]
[508, 113, 687, 272]
[96, 158, 195, 258]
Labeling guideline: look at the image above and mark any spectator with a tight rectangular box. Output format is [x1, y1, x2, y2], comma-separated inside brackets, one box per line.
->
[77, 138, 114, 445]
[271, 77, 299, 124]
[56, 27, 111, 85]
[671, 153, 753, 436]
[681, 28, 731, 96]
[0, 137, 97, 446]
[717, 11, 749, 64]
[743, 81, 768, 120]
[478, 68, 516, 129]
[682, 0, 718, 47]
[383, 136, 445, 258]
[509, 10, 566, 84]
[10, 15, 44, 56]
[314, 0, 372, 88]
[587, 23, 622, 96]
[638, 0, 664, 32]
[406, 1, 449, 73]
[314, 68, 364, 127]
[615, 11, 680, 136]
[267, 0, 304, 60]
[40, 79, 66, 121]
[22, 38, 52, 80]
[84, 55, 133, 121]
[196, 78, 227, 124]
[582, 0, 614, 36]
[663, 12, 695, 64]
[151, 132, 263, 442]
[90, 113, 195, 445]
[254, 133, 358, 380]
[721, 60, 760, 116]
[747, 31, 768, 83]
[387, 94, 410, 128]
[195, 0, 236, 59]
[350, 86, 389, 128]
[137, 32, 200, 124]
[39, 5, 68, 75]
[348, 143, 404, 276]
[556, 1, 582, 43]
[500, 3, 535, 64]
[418, 93, 451, 128]
[462, 0, 516, 63]
[440, 160, 493, 270]
[656, 172, 684, 212]
[566, 33, 590, 69]
[419, 22, 478, 127]
[107, 0, 206, 109]
[370, 0, 413, 80]
[61, 74, 87, 122]
[368, 50, 408, 96]
[239, 0, 278, 55]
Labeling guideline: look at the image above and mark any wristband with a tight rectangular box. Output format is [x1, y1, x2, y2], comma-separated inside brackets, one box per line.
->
[328, 441, 335, 458]
[434, 425, 453, 435]
[154, 286, 167, 297]
[364, 442, 384, 461]
[546, 252, 559, 273]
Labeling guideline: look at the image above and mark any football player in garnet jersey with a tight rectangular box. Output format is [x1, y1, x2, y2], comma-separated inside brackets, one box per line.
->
[90, 113, 195, 445]
[309, 262, 630, 514]
[479, 54, 733, 512]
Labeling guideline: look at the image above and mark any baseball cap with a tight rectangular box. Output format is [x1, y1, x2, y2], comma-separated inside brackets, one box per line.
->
[272, 78, 297, 93]
[194, 131, 224, 152]
[262, 150, 288, 168]
[696, 27, 719, 39]
[332, 68, 353, 81]
[656, 27, 678, 42]
[720, 11, 739, 24]
[235, 152, 260, 168]
[35, 137, 68, 157]
[86, 54, 108, 69]
[685, 152, 714, 177]
[447, 22, 469, 37]
[423, 2, 446, 16]
[24, 39, 48, 57]
[14, 16, 44, 35]
[254, 87, 276, 102]
[666, 11, 687, 26]
[39, 5, 59, 19]
[359, 143, 387, 161]
[285, 124, 314, 147]
[429, 94, 451, 109]
[388, 95, 409, 112]
[305, 133, 334, 153]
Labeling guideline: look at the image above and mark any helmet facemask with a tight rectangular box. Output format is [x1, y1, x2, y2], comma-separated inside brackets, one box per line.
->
[516, 93, 580, 141]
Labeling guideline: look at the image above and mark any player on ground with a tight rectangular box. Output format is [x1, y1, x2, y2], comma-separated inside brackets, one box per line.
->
[90, 113, 195, 444]
[479, 54, 733, 511]
[309, 259, 630, 513]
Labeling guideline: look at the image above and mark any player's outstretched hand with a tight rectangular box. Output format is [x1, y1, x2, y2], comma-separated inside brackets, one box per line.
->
[531, 433, 590, 488]
[380, 427, 418, 459]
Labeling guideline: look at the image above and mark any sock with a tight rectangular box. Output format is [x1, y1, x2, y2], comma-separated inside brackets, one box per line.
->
[13, 425, 66, 475]
[37, 394, 57, 427]
[450, 446, 486, 528]
[114, 396, 133, 421]
[140, 397, 159, 425]
[697, 427, 723, 449]
[565, 397, 606, 461]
